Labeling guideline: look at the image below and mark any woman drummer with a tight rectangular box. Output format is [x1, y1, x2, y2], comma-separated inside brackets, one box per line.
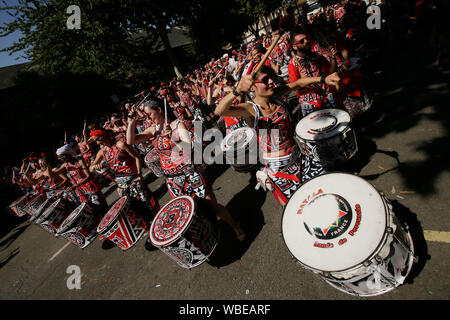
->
[88, 128, 159, 221]
[215, 65, 340, 206]
[126, 100, 246, 241]
[53, 144, 107, 211]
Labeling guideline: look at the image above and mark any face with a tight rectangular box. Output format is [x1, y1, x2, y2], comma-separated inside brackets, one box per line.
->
[252, 72, 275, 97]
[144, 106, 164, 123]
[293, 34, 310, 52]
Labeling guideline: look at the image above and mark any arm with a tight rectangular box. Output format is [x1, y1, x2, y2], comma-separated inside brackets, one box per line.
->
[68, 159, 93, 191]
[117, 141, 143, 178]
[89, 149, 104, 173]
[275, 72, 341, 97]
[126, 118, 154, 146]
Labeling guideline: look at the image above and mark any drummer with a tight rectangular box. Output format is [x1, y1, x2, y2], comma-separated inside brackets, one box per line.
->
[126, 100, 246, 241]
[54, 144, 107, 211]
[215, 65, 340, 207]
[88, 128, 159, 222]
[288, 28, 338, 119]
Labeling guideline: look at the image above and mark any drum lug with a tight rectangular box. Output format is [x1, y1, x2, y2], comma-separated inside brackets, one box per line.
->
[363, 260, 372, 267]
[386, 227, 394, 234]
[375, 255, 382, 263]
[413, 255, 419, 264]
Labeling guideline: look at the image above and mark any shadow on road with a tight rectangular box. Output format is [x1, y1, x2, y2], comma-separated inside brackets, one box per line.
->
[0, 224, 29, 252]
[0, 248, 20, 269]
[208, 171, 266, 268]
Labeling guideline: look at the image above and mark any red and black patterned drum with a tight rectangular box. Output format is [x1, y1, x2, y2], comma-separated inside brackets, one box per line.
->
[23, 193, 47, 217]
[149, 195, 219, 269]
[9, 194, 34, 217]
[144, 148, 163, 178]
[97, 196, 147, 250]
[37, 198, 77, 235]
[57, 202, 101, 248]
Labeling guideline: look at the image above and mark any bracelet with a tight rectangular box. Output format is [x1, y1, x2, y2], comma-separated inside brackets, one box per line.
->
[320, 75, 326, 85]
[232, 86, 241, 97]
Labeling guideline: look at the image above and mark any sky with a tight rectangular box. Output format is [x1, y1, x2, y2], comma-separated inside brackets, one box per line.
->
[0, 0, 30, 68]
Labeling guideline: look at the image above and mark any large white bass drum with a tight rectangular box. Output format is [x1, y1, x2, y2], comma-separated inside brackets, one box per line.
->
[282, 172, 416, 297]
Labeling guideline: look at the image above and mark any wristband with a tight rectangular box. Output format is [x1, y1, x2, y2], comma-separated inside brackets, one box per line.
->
[232, 86, 241, 97]
[320, 75, 326, 85]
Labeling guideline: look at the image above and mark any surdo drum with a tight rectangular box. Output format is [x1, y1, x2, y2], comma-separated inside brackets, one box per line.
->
[282, 173, 415, 297]
[37, 198, 77, 235]
[23, 193, 47, 217]
[149, 195, 219, 269]
[57, 202, 101, 248]
[144, 148, 163, 178]
[295, 108, 358, 169]
[97, 196, 148, 250]
[220, 127, 258, 173]
[9, 194, 34, 217]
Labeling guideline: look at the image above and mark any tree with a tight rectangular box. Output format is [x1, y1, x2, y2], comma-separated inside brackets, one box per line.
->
[232, 0, 282, 37]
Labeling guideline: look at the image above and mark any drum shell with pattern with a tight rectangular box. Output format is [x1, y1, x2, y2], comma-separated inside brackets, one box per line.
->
[23, 193, 47, 217]
[38, 198, 76, 236]
[9, 194, 34, 217]
[97, 196, 147, 250]
[144, 148, 163, 178]
[28, 194, 54, 222]
[57, 202, 101, 249]
[295, 109, 358, 169]
[282, 172, 415, 297]
[149, 196, 219, 269]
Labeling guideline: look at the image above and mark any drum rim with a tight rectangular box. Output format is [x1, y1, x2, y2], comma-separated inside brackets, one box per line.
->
[220, 127, 256, 152]
[149, 195, 197, 247]
[9, 193, 32, 209]
[23, 193, 46, 213]
[30, 198, 52, 220]
[295, 108, 352, 141]
[36, 198, 62, 223]
[281, 171, 390, 274]
[57, 202, 89, 234]
[97, 196, 128, 233]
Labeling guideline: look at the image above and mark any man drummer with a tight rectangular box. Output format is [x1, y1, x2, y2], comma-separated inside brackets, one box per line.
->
[288, 28, 338, 119]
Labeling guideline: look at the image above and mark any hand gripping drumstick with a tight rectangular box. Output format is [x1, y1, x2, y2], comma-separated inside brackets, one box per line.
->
[252, 14, 296, 77]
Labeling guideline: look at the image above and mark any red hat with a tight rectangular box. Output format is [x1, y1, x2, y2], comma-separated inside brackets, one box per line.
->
[151, 86, 156, 91]
[90, 129, 108, 137]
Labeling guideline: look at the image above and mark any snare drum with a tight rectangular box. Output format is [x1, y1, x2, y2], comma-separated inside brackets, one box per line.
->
[220, 127, 258, 173]
[9, 194, 34, 217]
[295, 108, 358, 169]
[282, 173, 415, 297]
[149, 196, 219, 269]
[57, 202, 100, 248]
[97, 196, 148, 250]
[38, 198, 77, 235]
[144, 148, 163, 178]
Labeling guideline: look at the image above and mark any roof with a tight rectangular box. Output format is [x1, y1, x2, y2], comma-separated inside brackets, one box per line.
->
[0, 62, 29, 90]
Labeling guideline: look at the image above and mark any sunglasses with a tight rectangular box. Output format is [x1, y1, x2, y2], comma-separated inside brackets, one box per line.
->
[294, 37, 308, 46]
[254, 75, 272, 85]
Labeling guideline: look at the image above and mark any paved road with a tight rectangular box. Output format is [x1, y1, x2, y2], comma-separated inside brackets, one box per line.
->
[0, 45, 449, 302]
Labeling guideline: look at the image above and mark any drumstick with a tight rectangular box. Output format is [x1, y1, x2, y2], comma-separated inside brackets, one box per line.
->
[164, 98, 168, 124]
[252, 14, 296, 77]
[83, 120, 86, 131]
[135, 91, 153, 111]
[211, 61, 229, 82]
[64, 131, 67, 143]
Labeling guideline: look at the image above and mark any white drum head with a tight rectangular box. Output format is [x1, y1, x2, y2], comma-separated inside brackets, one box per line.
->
[295, 109, 351, 141]
[282, 173, 387, 273]
[220, 127, 255, 153]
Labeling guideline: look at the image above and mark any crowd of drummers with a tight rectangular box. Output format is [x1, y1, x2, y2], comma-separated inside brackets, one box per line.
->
[5, 1, 398, 249]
